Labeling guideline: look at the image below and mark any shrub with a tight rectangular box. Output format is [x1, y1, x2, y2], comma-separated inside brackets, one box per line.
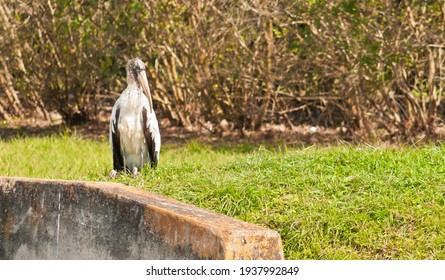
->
[0, 0, 444, 139]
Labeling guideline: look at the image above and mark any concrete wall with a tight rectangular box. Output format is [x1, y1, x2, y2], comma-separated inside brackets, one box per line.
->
[0, 177, 283, 260]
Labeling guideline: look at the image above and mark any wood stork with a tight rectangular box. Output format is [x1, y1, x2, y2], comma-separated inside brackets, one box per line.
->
[109, 58, 160, 178]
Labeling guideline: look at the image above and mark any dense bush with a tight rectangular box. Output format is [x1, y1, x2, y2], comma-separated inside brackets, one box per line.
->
[0, 0, 444, 139]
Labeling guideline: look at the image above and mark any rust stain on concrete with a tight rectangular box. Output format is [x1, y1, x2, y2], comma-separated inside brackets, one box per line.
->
[2, 212, 13, 241]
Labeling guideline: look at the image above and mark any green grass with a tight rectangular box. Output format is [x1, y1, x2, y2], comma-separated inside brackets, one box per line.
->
[1, 135, 445, 259]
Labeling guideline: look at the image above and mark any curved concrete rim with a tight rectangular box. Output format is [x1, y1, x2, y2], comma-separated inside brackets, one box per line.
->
[0, 176, 283, 260]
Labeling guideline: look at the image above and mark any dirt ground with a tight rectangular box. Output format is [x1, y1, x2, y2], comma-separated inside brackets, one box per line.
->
[0, 116, 351, 146]
[2, 115, 443, 146]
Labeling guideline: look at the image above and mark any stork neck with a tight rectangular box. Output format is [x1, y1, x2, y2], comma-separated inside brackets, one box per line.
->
[126, 67, 137, 85]
[126, 83, 142, 95]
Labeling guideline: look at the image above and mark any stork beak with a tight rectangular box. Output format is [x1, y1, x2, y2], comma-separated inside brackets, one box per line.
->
[138, 70, 154, 113]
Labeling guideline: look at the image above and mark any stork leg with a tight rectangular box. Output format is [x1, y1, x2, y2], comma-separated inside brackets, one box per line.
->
[110, 169, 118, 179]
[132, 167, 138, 177]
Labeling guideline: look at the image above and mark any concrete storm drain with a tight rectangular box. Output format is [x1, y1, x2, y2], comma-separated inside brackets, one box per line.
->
[0, 177, 283, 260]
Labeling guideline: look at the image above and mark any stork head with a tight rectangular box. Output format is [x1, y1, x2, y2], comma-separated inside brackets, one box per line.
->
[126, 57, 153, 112]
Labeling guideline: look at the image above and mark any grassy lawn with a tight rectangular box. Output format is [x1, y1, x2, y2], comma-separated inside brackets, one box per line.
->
[1, 135, 445, 259]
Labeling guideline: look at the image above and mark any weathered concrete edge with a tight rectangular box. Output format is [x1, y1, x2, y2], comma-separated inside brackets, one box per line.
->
[0, 176, 284, 260]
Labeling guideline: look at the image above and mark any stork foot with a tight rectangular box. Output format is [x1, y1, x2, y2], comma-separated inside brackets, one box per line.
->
[132, 167, 139, 177]
[110, 170, 117, 179]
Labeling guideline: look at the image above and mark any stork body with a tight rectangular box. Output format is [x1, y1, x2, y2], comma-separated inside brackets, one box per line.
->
[110, 58, 160, 177]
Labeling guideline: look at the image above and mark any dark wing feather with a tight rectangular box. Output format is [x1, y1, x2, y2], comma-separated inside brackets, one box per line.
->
[111, 107, 124, 171]
[142, 107, 158, 168]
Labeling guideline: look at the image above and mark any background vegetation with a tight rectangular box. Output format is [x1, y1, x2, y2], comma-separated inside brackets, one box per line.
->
[1, 0, 444, 140]
[2, 1, 445, 260]
[1, 135, 445, 259]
